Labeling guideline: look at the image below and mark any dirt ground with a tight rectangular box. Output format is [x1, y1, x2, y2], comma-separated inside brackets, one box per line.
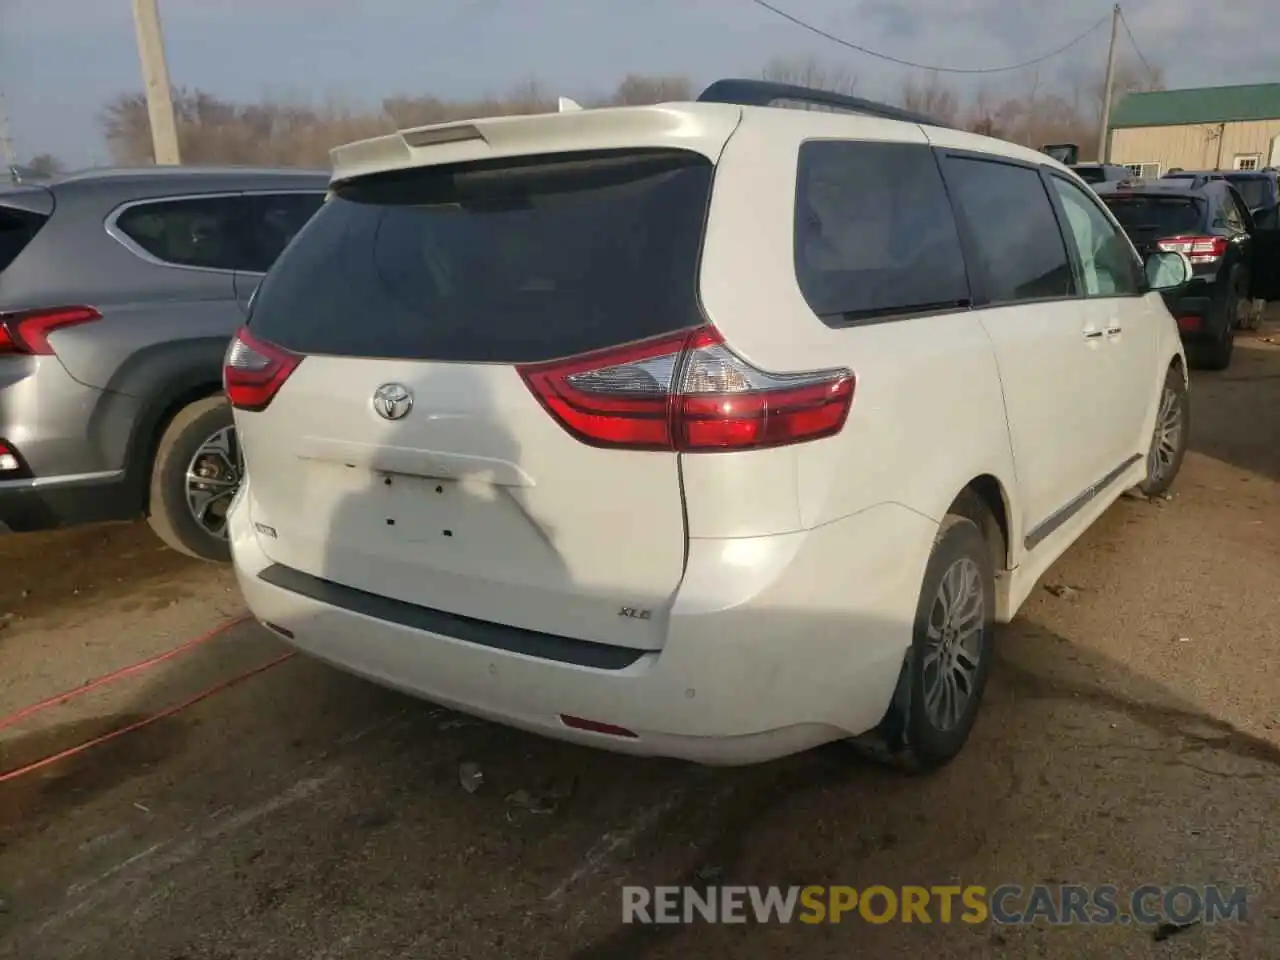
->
[1, 331, 1278, 960]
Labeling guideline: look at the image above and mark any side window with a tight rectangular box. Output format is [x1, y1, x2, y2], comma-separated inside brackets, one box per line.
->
[793, 140, 970, 323]
[1211, 198, 1231, 230]
[113, 195, 257, 272]
[1221, 192, 1247, 231]
[1047, 175, 1142, 298]
[942, 157, 1076, 304]
[242, 192, 325, 273]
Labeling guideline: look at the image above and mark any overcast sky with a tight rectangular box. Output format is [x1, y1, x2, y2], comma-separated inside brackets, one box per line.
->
[2, 0, 1276, 166]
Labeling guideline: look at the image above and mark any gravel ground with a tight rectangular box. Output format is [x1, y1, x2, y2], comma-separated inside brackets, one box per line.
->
[1, 331, 1278, 960]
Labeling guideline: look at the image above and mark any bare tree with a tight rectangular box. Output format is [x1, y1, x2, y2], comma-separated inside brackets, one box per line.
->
[1070, 56, 1165, 142]
[94, 56, 1166, 169]
[25, 153, 64, 176]
[608, 74, 693, 106]
[965, 86, 1005, 138]
[760, 56, 859, 95]
[898, 71, 961, 125]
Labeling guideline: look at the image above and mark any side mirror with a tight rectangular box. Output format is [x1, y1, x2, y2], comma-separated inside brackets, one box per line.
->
[1145, 250, 1194, 291]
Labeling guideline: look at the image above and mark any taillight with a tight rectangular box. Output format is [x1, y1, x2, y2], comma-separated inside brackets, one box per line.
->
[0, 441, 20, 474]
[517, 326, 854, 452]
[0, 306, 101, 356]
[1157, 235, 1227, 264]
[223, 326, 303, 412]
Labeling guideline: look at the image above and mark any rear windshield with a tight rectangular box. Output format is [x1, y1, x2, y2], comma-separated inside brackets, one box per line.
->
[247, 149, 712, 363]
[1225, 176, 1273, 210]
[0, 206, 49, 275]
[1102, 196, 1205, 236]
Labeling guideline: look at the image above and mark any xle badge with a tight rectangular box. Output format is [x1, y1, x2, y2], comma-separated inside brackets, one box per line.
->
[618, 607, 652, 621]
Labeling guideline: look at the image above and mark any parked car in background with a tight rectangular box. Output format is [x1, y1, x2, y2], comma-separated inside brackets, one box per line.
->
[1070, 162, 1132, 186]
[227, 80, 1196, 771]
[0, 166, 327, 560]
[1094, 177, 1276, 369]
[1162, 168, 1280, 228]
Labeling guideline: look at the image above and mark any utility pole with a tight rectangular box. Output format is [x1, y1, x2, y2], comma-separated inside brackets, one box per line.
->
[1097, 3, 1121, 164]
[131, 0, 182, 164]
[0, 91, 14, 167]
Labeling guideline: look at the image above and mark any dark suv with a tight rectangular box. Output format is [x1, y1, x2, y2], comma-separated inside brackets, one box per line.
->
[1162, 169, 1280, 228]
[0, 166, 327, 559]
[1094, 177, 1278, 370]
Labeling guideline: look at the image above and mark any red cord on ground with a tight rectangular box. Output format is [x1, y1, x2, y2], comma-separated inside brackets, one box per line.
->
[0, 649, 296, 784]
[0, 614, 252, 733]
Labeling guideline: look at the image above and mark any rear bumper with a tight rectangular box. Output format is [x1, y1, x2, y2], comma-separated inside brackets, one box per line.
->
[0, 470, 136, 533]
[1, 355, 145, 532]
[1162, 288, 1218, 343]
[230, 486, 935, 765]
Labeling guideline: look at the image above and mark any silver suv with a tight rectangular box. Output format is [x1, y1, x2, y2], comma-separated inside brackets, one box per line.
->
[0, 165, 326, 559]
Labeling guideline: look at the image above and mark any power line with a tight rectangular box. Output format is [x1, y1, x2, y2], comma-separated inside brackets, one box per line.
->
[746, 0, 1111, 75]
[1116, 7, 1157, 80]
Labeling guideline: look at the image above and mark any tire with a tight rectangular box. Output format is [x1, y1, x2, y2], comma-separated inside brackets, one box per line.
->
[849, 504, 996, 773]
[1138, 364, 1190, 499]
[146, 395, 241, 563]
[1190, 283, 1237, 371]
[1240, 298, 1264, 332]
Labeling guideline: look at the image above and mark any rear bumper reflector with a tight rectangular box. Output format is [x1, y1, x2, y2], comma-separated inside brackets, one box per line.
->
[560, 715, 639, 738]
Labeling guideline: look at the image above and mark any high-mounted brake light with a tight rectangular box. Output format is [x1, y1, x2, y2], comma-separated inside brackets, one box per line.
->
[1157, 235, 1227, 264]
[223, 326, 303, 412]
[0, 306, 101, 356]
[517, 326, 854, 452]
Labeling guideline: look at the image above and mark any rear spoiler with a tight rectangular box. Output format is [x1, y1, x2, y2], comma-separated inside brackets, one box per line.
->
[328, 103, 742, 185]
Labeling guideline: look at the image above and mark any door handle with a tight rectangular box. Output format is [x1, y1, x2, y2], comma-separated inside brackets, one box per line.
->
[1083, 329, 1104, 340]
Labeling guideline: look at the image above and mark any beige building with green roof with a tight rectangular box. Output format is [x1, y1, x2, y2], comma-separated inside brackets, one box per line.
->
[1107, 82, 1280, 178]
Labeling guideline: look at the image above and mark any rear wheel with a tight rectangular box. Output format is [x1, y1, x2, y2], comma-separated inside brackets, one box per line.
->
[147, 396, 241, 562]
[849, 506, 996, 773]
[1138, 364, 1189, 498]
[1190, 282, 1238, 371]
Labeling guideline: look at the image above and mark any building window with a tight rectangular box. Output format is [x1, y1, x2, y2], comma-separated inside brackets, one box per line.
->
[1233, 154, 1261, 171]
[1122, 162, 1161, 179]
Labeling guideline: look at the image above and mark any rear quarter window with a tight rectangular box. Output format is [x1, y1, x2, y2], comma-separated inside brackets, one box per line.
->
[0, 206, 49, 274]
[793, 140, 970, 323]
[247, 149, 713, 363]
[114, 195, 258, 272]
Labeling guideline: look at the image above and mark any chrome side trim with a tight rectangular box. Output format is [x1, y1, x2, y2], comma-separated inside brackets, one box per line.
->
[1024, 453, 1143, 551]
[0, 469, 125, 491]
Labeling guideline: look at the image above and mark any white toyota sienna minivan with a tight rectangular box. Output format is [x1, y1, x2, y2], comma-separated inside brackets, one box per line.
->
[225, 80, 1195, 771]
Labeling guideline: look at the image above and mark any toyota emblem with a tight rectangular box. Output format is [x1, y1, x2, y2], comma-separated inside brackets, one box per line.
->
[372, 382, 413, 420]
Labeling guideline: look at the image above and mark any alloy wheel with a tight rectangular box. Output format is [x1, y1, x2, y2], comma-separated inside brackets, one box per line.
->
[921, 556, 986, 732]
[185, 426, 243, 540]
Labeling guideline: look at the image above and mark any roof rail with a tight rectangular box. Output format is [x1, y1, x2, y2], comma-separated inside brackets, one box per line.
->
[696, 79, 956, 129]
